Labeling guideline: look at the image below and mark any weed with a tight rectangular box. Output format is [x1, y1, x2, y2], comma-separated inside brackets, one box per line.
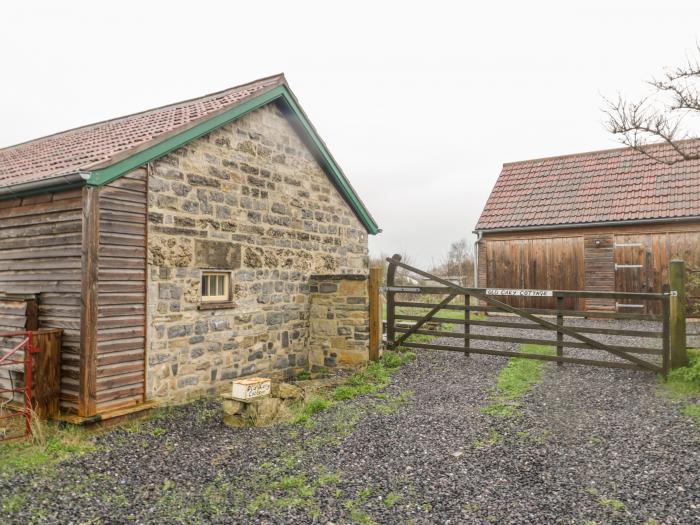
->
[0, 423, 94, 475]
[482, 344, 554, 417]
[151, 427, 167, 437]
[598, 497, 625, 512]
[473, 428, 502, 449]
[663, 349, 700, 396]
[384, 491, 401, 507]
[162, 479, 176, 491]
[317, 471, 342, 485]
[296, 371, 311, 381]
[333, 352, 414, 402]
[1, 493, 26, 513]
[292, 396, 331, 425]
[682, 403, 700, 424]
[375, 390, 414, 415]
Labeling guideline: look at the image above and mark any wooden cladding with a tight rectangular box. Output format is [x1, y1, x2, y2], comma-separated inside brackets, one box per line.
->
[484, 236, 584, 310]
[95, 169, 147, 414]
[0, 189, 83, 412]
[584, 234, 614, 311]
[0, 170, 147, 419]
[480, 222, 700, 315]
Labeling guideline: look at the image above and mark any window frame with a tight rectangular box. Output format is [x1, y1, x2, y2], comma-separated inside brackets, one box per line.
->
[200, 271, 231, 303]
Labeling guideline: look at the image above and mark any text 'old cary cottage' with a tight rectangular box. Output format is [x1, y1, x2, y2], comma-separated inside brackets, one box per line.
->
[0, 74, 379, 422]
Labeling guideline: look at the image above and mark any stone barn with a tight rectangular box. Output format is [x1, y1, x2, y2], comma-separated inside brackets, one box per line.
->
[0, 74, 379, 422]
[475, 141, 700, 314]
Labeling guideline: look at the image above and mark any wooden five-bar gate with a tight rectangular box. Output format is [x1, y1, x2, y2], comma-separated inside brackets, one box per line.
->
[385, 255, 689, 375]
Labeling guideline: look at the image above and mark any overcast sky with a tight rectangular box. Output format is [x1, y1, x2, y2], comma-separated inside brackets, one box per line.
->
[2, 1, 700, 267]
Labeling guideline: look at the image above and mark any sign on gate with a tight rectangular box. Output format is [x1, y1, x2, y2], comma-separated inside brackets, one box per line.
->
[485, 288, 553, 297]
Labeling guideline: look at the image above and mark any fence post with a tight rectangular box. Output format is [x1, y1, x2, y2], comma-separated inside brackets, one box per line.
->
[669, 259, 689, 369]
[464, 294, 470, 357]
[386, 254, 399, 349]
[556, 295, 564, 366]
[368, 267, 382, 361]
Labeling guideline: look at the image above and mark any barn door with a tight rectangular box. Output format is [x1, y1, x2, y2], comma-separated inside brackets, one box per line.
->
[614, 234, 652, 312]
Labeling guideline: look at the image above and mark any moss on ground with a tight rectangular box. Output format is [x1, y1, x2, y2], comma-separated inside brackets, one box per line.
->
[482, 344, 554, 417]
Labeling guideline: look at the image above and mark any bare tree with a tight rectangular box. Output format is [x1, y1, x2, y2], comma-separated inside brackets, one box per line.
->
[605, 47, 700, 164]
[431, 239, 474, 287]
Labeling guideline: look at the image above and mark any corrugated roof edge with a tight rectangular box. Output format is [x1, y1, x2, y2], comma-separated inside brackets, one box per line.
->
[0, 77, 380, 235]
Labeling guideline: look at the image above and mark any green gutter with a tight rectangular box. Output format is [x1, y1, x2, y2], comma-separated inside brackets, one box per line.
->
[89, 86, 379, 234]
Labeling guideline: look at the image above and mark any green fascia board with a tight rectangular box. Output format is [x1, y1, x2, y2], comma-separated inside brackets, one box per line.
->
[89, 86, 379, 234]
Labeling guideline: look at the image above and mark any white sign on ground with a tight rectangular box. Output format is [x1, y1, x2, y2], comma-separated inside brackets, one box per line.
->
[485, 288, 553, 297]
[231, 377, 271, 401]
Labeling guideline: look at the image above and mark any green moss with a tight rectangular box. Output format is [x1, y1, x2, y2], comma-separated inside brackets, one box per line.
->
[482, 344, 554, 417]
[295, 371, 311, 380]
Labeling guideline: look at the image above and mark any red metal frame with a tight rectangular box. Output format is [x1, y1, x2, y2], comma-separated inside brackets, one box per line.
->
[0, 331, 38, 438]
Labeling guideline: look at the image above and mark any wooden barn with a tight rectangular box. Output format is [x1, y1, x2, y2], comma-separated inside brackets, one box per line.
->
[475, 141, 700, 314]
[0, 74, 378, 422]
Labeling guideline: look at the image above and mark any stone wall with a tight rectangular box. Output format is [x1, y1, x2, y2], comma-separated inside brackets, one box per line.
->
[308, 275, 370, 369]
[146, 102, 369, 402]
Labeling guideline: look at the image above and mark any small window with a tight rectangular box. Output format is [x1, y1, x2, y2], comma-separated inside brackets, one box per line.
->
[201, 272, 230, 302]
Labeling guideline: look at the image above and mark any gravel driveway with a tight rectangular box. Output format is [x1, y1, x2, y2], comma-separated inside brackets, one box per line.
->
[1, 319, 698, 524]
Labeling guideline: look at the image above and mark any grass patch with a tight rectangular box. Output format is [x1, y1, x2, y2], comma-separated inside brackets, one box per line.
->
[290, 351, 415, 426]
[295, 370, 311, 381]
[682, 403, 700, 424]
[661, 348, 700, 425]
[332, 351, 415, 402]
[598, 497, 625, 512]
[0, 421, 94, 475]
[384, 491, 401, 507]
[664, 348, 700, 396]
[482, 344, 554, 417]
[375, 390, 413, 415]
[291, 396, 331, 425]
[473, 428, 502, 449]
[1, 493, 26, 513]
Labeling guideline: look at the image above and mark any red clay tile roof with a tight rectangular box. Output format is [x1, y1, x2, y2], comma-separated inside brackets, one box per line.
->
[0, 74, 285, 189]
[475, 140, 700, 231]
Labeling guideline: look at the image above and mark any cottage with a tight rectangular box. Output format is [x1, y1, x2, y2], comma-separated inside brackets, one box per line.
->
[0, 74, 379, 421]
[475, 141, 700, 314]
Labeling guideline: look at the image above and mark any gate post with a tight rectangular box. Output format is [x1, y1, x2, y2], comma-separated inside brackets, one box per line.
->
[385, 254, 399, 349]
[669, 259, 689, 369]
[368, 267, 382, 361]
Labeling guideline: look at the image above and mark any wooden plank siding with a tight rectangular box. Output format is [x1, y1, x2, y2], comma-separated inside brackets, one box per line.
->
[95, 169, 147, 414]
[0, 189, 83, 412]
[484, 236, 584, 310]
[479, 221, 700, 315]
[583, 234, 614, 311]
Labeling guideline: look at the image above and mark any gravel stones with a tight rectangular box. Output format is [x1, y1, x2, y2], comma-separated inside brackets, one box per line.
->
[1, 318, 698, 524]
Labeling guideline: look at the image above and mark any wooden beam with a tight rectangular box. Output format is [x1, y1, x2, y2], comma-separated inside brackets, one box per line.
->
[79, 186, 99, 417]
[669, 259, 688, 369]
[368, 267, 381, 361]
